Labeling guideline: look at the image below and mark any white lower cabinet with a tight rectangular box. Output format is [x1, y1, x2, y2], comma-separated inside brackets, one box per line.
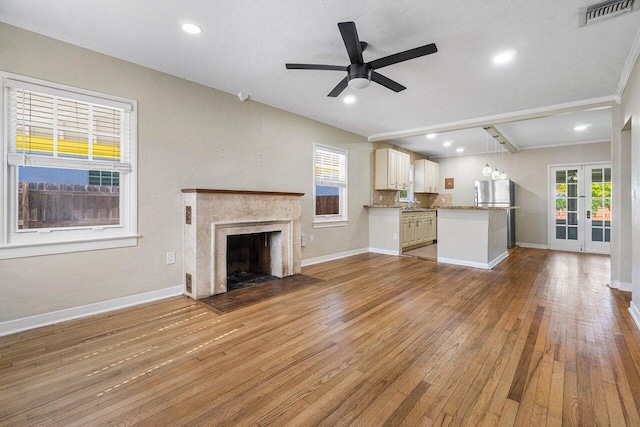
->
[401, 210, 437, 250]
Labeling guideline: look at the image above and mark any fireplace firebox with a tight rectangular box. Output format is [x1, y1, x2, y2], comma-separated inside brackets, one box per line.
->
[226, 232, 278, 290]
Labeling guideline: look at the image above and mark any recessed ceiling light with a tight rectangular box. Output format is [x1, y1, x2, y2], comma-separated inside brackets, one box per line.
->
[343, 95, 356, 104]
[574, 124, 591, 131]
[181, 23, 202, 35]
[493, 50, 517, 64]
[456, 148, 465, 153]
[443, 141, 452, 147]
[426, 133, 437, 139]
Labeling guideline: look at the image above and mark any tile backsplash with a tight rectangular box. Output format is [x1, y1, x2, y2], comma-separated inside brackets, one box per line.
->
[369, 191, 452, 208]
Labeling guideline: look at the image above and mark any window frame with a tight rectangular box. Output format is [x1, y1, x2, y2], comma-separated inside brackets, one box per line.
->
[313, 142, 348, 228]
[0, 71, 138, 259]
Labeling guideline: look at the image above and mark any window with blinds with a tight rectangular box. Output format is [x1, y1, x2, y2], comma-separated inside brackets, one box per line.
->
[6, 80, 131, 172]
[314, 144, 347, 222]
[1, 72, 138, 259]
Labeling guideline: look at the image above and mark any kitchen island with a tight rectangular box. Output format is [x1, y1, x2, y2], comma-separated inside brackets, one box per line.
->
[437, 206, 515, 269]
[365, 206, 437, 255]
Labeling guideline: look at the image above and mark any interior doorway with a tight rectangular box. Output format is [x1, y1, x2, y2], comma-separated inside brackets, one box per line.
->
[548, 163, 611, 254]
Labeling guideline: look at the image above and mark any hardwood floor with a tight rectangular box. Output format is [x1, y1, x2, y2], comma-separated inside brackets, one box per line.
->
[1, 248, 639, 426]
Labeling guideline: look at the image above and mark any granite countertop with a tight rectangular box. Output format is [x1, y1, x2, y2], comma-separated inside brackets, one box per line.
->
[437, 206, 519, 210]
[364, 205, 438, 211]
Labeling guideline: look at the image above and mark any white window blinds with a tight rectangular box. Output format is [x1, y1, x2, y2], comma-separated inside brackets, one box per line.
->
[6, 79, 132, 172]
[315, 145, 346, 187]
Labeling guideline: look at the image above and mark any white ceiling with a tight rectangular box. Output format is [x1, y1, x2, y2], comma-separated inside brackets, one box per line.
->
[0, 0, 638, 155]
[396, 107, 613, 158]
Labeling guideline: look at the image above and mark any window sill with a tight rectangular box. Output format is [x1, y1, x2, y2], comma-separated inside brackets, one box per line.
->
[0, 235, 139, 260]
[313, 219, 348, 229]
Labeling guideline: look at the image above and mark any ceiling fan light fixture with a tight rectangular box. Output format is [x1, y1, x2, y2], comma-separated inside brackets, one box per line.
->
[348, 77, 371, 89]
[285, 21, 437, 98]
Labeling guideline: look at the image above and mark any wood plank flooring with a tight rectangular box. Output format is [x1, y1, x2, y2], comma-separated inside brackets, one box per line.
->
[1, 248, 639, 426]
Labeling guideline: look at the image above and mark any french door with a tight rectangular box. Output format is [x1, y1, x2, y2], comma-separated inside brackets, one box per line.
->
[549, 163, 611, 254]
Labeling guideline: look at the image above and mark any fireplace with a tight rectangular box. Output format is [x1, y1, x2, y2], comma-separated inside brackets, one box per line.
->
[181, 189, 303, 299]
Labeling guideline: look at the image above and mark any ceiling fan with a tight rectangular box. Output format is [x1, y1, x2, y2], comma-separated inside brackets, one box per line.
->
[286, 21, 438, 97]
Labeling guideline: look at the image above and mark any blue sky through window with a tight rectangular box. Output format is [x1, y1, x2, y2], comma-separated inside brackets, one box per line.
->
[316, 185, 339, 196]
[19, 167, 89, 185]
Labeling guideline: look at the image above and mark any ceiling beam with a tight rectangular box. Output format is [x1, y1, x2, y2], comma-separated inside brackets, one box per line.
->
[483, 125, 518, 153]
[367, 96, 618, 142]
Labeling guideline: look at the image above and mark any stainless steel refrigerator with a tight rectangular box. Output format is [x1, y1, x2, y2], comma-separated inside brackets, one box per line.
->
[474, 179, 516, 248]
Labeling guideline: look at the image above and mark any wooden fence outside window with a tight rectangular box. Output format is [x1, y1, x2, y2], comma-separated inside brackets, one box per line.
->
[18, 182, 119, 229]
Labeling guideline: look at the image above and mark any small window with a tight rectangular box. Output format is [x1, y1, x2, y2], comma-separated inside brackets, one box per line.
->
[1, 72, 137, 259]
[399, 164, 414, 203]
[313, 143, 347, 226]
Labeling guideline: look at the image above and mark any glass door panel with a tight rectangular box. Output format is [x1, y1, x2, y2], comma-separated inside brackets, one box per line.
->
[549, 163, 611, 254]
[585, 165, 611, 254]
[551, 167, 582, 251]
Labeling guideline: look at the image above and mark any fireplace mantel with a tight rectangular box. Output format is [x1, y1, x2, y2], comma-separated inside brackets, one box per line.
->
[181, 189, 304, 197]
[182, 189, 303, 299]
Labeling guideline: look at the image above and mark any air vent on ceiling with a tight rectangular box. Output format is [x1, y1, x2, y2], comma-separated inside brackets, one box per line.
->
[579, 0, 637, 27]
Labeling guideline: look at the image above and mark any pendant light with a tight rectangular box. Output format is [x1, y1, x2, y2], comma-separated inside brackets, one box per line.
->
[482, 133, 492, 176]
[491, 138, 500, 179]
[499, 145, 507, 180]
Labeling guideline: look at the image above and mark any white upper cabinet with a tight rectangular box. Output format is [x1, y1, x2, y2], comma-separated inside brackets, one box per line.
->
[414, 159, 440, 193]
[375, 148, 410, 191]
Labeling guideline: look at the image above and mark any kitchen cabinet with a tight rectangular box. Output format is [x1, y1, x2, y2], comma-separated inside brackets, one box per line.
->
[426, 215, 437, 241]
[414, 159, 440, 193]
[401, 216, 412, 247]
[375, 148, 410, 191]
[401, 210, 437, 250]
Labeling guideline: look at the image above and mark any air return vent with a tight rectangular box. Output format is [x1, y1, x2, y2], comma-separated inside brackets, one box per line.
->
[580, 0, 636, 26]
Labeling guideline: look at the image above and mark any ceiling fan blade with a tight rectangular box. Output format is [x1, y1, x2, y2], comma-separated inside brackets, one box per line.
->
[338, 21, 364, 64]
[286, 63, 347, 71]
[369, 43, 438, 70]
[371, 72, 406, 92]
[328, 77, 349, 97]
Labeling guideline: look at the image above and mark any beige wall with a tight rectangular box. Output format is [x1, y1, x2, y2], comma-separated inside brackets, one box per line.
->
[618, 54, 640, 319]
[435, 142, 611, 247]
[0, 23, 371, 322]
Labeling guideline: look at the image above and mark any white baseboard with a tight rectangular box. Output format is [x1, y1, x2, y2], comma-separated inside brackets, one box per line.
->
[516, 242, 549, 250]
[610, 280, 633, 292]
[301, 247, 369, 267]
[0, 286, 184, 337]
[629, 301, 640, 332]
[437, 251, 508, 270]
[368, 247, 400, 256]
